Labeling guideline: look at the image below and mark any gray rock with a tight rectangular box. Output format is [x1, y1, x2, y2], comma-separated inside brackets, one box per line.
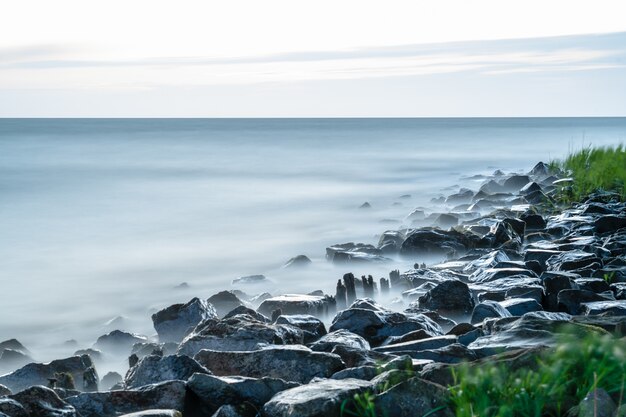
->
[124, 354, 210, 388]
[502, 175, 530, 192]
[275, 315, 326, 343]
[0, 384, 11, 396]
[470, 268, 537, 283]
[417, 280, 475, 316]
[401, 343, 478, 364]
[100, 372, 123, 391]
[499, 298, 543, 316]
[0, 355, 97, 393]
[187, 372, 297, 411]
[95, 330, 149, 355]
[581, 300, 626, 316]
[233, 274, 267, 284]
[118, 411, 181, 417]
[194, 345, 344, 384]
[0, 398, 28, 417]
[471, 300, 512, 324]
[401, 229, 478, 257]
[207, 291, 246, 318]
[283, 255, 312, 268]
[177, 313, 303, 357]
[374, 377, 452, 417]
[262, 378, 372, 417]
[374, 335, 458, 354]
[557, 289, 615, 315]
[211, 405, 247, 417]
[152, 298, 217, 343]
[595, 215, 626, 234]
[330, 366, 378, 381]
[66, 380, 186, 417]
[542, 272, 580, 311]
[309, 330, 370, 352]
[546, 250, 601, 272]
[329, 299, 442, 346]
[574, 388, 616, 417]
[258, 294, 334, 317]
[10, 386, 76, 417]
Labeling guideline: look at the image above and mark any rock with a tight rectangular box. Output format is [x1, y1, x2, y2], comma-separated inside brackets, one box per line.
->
[546, 250, 602, 272]
[152, 298, 217, 343]
[417, 280, 475, 316]
[222, 305, 269, 322]
[520, 212, 547, 231]
[207, 291, 245, 318]
[329, 299, 442, 346]
[330, 366, 378, 381]
[0, 339, 30, 355]
[118, 411, 181, 417]
[0, 398, 28, 417]
[374, 377, 452, 417]
[9, 386, 76, 416]
[471, 300, 512, 324]
[262, 378, 372, 417]
[66, 380, 186, 417]
[233, 274, 267, 284]
[574, 388, 616, 417]
[595, 215, 626, 234]
[405, 343, 478, 364]
[470, 267, 536, 283]
[326, 243, 391, 264]
[275, 315, 326, 343]
[557, 289, 615, 315]
[187, 372, 297, 412]
[194, 346, 344, 384]
[101, 372, 123, 391]
[124, 354, 210, 389]
[581, 301, 626, 316]
[95, 330, 149, 355]
[283, 255, 312, 268]
[0, 355, 97, 393]
[177, 313, 303, 357]
[499, 298, 543, 316]
[542, 272, 580, 311]
[309, 330, 370, 352]
[0, 384, 11, 396]
[400, 229, 477, 257]
[502, 175, 530, 192]
[463, 250, 510, 273]
[0, 349, 33, 374]
[258, 294, 334, 317]
[374, 335, 458, 354]
[529, 162, 550, 176]
[434, 213, 458, 228]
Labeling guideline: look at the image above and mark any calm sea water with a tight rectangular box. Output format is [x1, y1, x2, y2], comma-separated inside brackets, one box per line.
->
[1, 118, 625, 364]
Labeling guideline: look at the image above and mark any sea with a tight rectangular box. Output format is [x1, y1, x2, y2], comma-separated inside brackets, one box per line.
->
[1, 117, 625, 370]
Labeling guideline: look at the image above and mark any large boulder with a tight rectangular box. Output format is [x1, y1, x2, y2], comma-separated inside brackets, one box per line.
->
[0, 355, 97, 393]
[207, 291, 245, 318]
[124, 354, 210, 388]
[187, 372, 297, 413]
[309, 330, 370, 352]
[374, 377, 452, 417]
[177, 313, 303, 357]
[275, 315, 326, 343]
[262, 378, 372, 417]
[546, 250, 601, 272]
[194, 346, 344, 384]
[65, 380, 186, 417]
[10, 386, 76, 417]
[0, 398, 28, 417]
[471, 301, 512, 324]
[152, 298, 217, 343]
[417, 280, 475, 316]
[329, 299, 442, 346]
[95, 330, 148, 355]
[257, 294, 334, 317]
[400, 229, 477, 257]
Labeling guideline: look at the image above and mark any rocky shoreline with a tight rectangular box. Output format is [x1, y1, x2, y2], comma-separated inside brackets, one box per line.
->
[1, 162, 625, 417]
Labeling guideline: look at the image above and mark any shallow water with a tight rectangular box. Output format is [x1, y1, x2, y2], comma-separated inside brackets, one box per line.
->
[1, 117, 625, 369]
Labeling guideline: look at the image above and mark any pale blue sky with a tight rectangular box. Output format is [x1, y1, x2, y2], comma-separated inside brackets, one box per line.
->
[1, 0, 626, 116]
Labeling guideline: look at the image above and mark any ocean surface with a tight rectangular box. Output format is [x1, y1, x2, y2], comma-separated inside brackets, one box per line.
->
[1, 118, 625, 368]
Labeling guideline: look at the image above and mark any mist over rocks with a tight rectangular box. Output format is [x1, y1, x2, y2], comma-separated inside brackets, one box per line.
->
[3, 160, 626, 417]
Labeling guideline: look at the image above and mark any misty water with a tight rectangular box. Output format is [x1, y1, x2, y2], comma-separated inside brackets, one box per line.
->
[1, 117, 625, 374]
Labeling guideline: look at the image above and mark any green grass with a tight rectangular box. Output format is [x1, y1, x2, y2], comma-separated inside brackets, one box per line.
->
[549, 144, 626, 202]
[449, 328, 626, 417]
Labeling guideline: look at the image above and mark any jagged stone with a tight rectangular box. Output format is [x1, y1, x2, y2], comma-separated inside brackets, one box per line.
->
[152, 298, 217, 343]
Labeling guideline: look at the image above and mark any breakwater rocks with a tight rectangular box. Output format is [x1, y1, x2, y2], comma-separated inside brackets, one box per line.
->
[1, 162, 626, 416]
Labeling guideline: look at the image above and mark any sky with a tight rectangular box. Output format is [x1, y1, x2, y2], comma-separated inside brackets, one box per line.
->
[1, 0, 626, 117]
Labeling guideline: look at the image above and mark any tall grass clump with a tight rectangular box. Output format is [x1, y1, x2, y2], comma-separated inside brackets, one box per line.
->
[550, 144, 626, 202]
[449, 328, 626, 417]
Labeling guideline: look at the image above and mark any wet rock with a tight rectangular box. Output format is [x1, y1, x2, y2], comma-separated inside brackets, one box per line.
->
[222, 305, 269, 322]
[101, 372, 123, 391]
[10, 386, 76, 417]
[417, 280, 474, 316]
[0, 349, 33, 374]
[262, 378, 372, 417]
[152, 298, 217, 343]
[177, 313, 303, 357]
[211, 405, 247, 417]
[118, 411, 181, 417]
[434, 213, 458, 228]
[326, 243, 390, 264]
[595, 215, 626, 234]
[95, 330, 149, 355]
[463, 250, 510, 273]
[309, 330, 370, 352]
[546, 250, 602, 272]
[187, 372, 297, 412]
[525, 248, 561, 266]
[499, 298, 543, 316]
[0, 340, 30, 356]
[557, 289, 615, 315]
[124, 354, 209, 389]
[329, 299, 442, 346]
[502, 175, 530, 192]
[0, 384, 11, 396]
[329, 345, 393, 369]
[0, 398, 28, 417]
[374, 335, 457, 354]
[374, 377, 452, 417]
[207, 291, 246, 318]
[66, 380, 186, 417]
[581, 300, 626, 316]
[275, 315, 326, 344]
[283, 255, 312, 268]
[576, 278, 612, 293]
[471, 301, 512, 324]
[401, 229, 478, 257]
[330, 366, 378, 381]
[233, 274, 267, 284]
[470, 268, 537, 283]
[258, 294, 334, 317]
[520, 212, 547, 231]
[0, 355, 97, 393]
[377, 230, 406, 254]
[194, 346, 344, 384]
